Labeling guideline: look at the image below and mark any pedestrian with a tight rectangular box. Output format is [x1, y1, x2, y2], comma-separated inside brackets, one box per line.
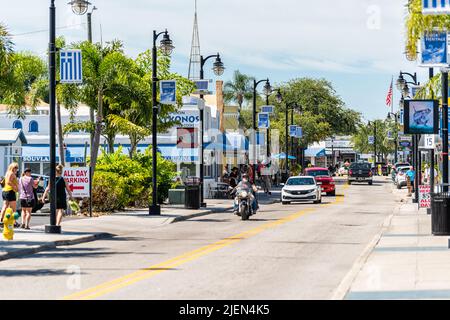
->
[18, 168, 38, 230]
[1, 162, 19, 223]
[406, 166, 416, 193]
[261, 161, 272, 195]
[42, 164, 74, 226]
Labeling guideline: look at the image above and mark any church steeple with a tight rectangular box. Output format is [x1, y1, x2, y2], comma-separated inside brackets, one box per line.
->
[188, 0, 201, 81]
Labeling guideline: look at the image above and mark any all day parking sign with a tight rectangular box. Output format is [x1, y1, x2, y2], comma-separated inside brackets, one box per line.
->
[63, 167, 90, 198]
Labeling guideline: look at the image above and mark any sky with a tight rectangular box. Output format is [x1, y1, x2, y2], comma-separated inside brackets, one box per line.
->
[2, 0, 430, 121]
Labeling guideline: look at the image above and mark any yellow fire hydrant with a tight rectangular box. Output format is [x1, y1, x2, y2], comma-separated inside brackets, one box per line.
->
[3, 208, 21, 241]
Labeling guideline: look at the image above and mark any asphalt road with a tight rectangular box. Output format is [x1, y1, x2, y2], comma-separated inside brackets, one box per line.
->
[0, 177, 396, 300]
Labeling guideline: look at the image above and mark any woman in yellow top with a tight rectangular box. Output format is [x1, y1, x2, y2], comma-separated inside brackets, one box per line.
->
[1, 163, 19, 222]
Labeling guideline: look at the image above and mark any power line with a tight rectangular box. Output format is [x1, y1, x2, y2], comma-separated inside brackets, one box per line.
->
[9, 23, 86, 37]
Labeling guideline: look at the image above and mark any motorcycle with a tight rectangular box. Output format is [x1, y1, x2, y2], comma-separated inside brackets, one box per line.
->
[234, 188, 255, 221]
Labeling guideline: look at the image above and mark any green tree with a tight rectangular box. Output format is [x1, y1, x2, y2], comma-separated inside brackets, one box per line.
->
[352, 120, 396, 162]
[0, 23, 14, 96]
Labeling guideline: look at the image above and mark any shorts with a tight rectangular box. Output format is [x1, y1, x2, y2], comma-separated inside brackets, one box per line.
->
[57, 199, 67, 210]
[2, 191, 16, 202]
[20, 198, 35, 209]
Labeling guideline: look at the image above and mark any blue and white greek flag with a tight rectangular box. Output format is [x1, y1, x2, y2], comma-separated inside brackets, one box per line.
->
[423, 0, 450, 15]
[60, 50, 83, 84]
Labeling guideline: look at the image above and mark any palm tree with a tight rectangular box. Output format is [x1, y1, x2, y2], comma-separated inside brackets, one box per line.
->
[223, 70, 254, 110]
[0, 23, 14, 95]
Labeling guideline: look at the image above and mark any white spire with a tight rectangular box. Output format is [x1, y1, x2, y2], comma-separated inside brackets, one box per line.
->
[188, 0, 201, 81]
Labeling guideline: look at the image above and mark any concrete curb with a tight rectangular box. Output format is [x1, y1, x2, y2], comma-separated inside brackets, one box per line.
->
[0, 232, 114, 262]
[330, 200, 398, 300]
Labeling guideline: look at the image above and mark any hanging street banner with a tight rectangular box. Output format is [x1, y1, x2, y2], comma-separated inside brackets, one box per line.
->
[368, 136, 375, 145]
[193, 80, 212, 95]
[160, 80, 177, 105]
[289, 125, 297, 137]
[420, 31, 448, 67]
[258, 113, 270, 129]
[403, 100, 440, 134]
[60, 50, 83, 84]
[422, 0, 450, 15]
[296, 126, 303, 138]
[261, 105, 275, 114]
[63, 167, 90, 198]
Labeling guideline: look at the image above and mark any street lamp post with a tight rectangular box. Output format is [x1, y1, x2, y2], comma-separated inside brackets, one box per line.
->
[397, 71, 420, 202]
[368, 121, 377, 165]
[199, 53, 224, 208]
[252, 79, 271, 184]
[45, 0, 60, 234]
[388, 112, 399, 164]
[285, 102, 299, 178]
[441, 67, 449, 192]
[69, 0, 96, 219]
[150, 29, 174, 216]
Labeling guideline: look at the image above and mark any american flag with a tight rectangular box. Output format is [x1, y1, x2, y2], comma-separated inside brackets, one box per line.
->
[385, 79, 393, 107]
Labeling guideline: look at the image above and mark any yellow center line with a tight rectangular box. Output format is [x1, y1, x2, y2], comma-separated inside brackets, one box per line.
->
[63, 183, 350, 300]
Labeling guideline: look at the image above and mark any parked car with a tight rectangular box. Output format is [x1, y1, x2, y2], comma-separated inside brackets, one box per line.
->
[281, 176, 322, 205]
[348, 162, 373, 185]
[304, 167, 336, 196]
[391, 163, 411, 182]
[394, 166, 410, 189]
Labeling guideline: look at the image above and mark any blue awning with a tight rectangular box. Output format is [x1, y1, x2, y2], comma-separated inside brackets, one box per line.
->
[22, 146, 86, 163]
[305, 148, 326, 158]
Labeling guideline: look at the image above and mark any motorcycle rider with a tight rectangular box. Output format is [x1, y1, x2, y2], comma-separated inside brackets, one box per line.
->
[232, 173, 258, 215]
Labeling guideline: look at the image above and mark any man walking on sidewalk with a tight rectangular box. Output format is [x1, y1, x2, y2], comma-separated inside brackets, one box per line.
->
[406, 166, 415, 196]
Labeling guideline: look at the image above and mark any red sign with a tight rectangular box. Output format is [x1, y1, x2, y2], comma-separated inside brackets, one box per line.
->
[63, 167, 90, 198]
[419, 185, 431, 209]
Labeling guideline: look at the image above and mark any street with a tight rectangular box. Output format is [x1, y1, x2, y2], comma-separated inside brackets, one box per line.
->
[0, 177, 396, 300]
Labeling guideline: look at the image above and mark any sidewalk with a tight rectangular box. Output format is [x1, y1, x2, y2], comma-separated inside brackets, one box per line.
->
[0, 191, 280, 263]
[341, 183, 450, 300]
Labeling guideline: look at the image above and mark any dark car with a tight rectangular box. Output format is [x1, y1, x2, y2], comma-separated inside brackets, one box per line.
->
[348, 162, 373, 185]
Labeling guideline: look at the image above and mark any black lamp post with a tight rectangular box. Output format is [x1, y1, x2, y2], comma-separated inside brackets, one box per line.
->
[45, 0, 59, 234]
[150, 29, 174, 216]
[397, 71, 420, 202]
[199, 53, 224, 207]
[387, 111, 400, 164]
[69, 0, 96, 219]
[441, 67, 449, 192]
[368, 121, 377, 164]
[252, 78, 271, 183]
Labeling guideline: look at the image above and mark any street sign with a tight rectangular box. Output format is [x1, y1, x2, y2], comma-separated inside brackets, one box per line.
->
[424, 134, 436, 149]
[387, 131, 393, 140]
[258, 113, 270, 129]
[296, 127, 303, 138]
[63, 167, 90, 198]
[419, 185, 432, 209]
[399, 141, 412, 148]
[160, 80, 177, 105]
[368, 136, 375, 145]
[261, 105, 275, 114]
[289, 125, 297, 137]
[60, 50, 83, 84]
[422, 0, 450, 15]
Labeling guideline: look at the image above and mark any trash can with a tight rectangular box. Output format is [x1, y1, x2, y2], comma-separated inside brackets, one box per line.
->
[431, 185, 450, 236]
[184, 177, 201, 209]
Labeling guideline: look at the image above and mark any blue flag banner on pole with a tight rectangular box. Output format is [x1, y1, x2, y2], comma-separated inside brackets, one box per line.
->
[296, 127, 303, 138]
[258, 113, 270, 129]
[160, 80, 177, 105]
[60, 50, 83, 84]
[420, 31, 448, 67]
[289, 125, 297, 137]
[423, 0, 450, 15]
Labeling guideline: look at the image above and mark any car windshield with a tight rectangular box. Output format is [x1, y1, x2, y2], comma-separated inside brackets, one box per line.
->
[287, 178, 315, 186]
[307, 170, 329, 177]
[350, 163, 371, 170]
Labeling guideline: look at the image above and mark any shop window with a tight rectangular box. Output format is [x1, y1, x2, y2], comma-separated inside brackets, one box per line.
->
[12, 120, 23, 130]
[29, 121, 39, 133]
[23, 163, 41, 175]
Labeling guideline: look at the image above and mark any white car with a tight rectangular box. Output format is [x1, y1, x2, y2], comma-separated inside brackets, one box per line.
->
[395, 166, 410, 189]
[281, 176, 322, 205]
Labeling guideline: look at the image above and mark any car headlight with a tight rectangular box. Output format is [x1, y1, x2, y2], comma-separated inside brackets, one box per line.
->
[283, 189, 291, 194]
[308, 189, 316, 193]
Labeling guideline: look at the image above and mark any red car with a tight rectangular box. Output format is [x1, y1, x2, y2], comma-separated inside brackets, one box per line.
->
[304, 167, 336, 196]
